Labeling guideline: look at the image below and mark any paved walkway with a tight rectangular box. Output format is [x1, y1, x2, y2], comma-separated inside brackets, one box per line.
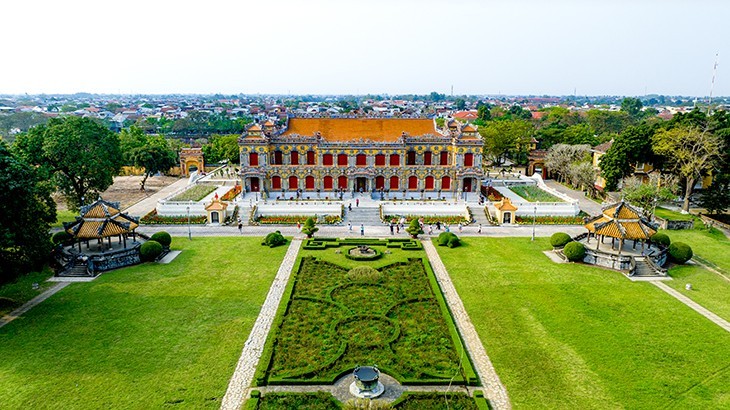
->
[123, 178, 189, 217]
[0, 282, 70, 329]
[652, 281, 730, 333]
[422, 239, 511, 410]
[543, 180, 603, 216]
[220, 239, 302, 410]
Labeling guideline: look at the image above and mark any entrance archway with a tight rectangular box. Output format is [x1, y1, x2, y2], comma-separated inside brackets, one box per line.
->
[503, 212, 512, 224]
[356, 177, 367, 192]
[250, 177, 260, 192]
[463, 178, 473, 192]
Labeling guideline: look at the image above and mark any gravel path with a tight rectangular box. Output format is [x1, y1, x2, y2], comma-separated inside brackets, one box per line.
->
[220, 239, 302, 410]
[0, 282, 70, 329]
[422, 239, 512, 410]
[543, 180, 604, 216]
[652, 281, 730, 333]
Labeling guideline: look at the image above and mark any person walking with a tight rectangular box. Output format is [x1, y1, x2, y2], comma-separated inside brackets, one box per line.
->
[436, 221, 441, 230]
[238, 221, 243, 233]
[458, 222, 463, 233]
[360, 223, 364, 236]
[428, 224, 433, 235]
[356, 198, 359, 207]
[348, 203, 352, 212]
[389, 222, 394, 235]
[478, 223, 482, 234]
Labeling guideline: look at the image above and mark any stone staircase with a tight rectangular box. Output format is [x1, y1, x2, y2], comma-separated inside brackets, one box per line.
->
[470, 206, 491, 226]
[631, 257, 664, 277]
[345, 206, 382, 225]
[60, 260, 90, 277]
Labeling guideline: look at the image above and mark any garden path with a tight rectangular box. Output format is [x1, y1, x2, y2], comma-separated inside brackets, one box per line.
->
[220, 238, 302, 410]
[422, 239, 512, 410]
[543, 179, 604, 216]
[652, 281, 730, 333]
[123, 178, 189, 217]
[0, 282, 70, 329]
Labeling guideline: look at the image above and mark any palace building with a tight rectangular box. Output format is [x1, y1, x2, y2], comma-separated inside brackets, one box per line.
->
[238, 117, 484, 197]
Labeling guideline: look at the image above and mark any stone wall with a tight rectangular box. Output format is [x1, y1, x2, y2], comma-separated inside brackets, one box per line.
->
[655, 216, 694, 230]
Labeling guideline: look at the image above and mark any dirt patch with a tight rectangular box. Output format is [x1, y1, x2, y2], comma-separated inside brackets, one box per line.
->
[55, 175, 182, 211]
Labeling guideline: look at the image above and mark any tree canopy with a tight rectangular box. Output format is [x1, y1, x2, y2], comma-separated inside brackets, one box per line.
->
[202, 134, 241, 164]
[479, 119, 533, 166]
[13, 116, 123, 210]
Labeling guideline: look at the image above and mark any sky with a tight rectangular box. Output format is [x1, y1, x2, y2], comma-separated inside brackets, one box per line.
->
[2, 0, 729, 96]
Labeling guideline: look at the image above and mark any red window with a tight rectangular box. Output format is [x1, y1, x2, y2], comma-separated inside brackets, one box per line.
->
[288, 176, 298, 190]
[375, 176, 385, 190]
[389, 176, 399, 190]
[441, 176, 451, 190]
[323, 153, 333, 166]
[389, 154, 400, 166]
[290, 151, 299, 165]
[306, 150, 315, 165]
[249, 152, 258, 166]
[440, 151, 449, 166]
[305, 175, 315, 190]
[375, 154, 386, 166]
[338, 175, 348, 189]
[273, 151, 283, 165]
[323, 176, 333, 190]
[271, 175, 281, 190]
[425, 176, 434, 190]
[356, 154, 367, 167]
[464, 153, 474, 167]
[338, 154, 348, 166]
[406, 151, 416, 165]
[408, 176, 418, 190]
[424, 151, 432, 165]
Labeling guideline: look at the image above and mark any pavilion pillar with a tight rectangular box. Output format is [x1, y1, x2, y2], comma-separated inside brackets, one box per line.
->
[618, 239, 623, 256]
[611, 237, 615, 250]
[596, 235, 600, 250]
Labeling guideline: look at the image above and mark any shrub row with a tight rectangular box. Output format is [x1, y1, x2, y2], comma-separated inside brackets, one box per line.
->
[302, 238, 422, 251]
[516, 215, 586, 225]
[140, 209, 207, 225]
[255, 215, 342, 225]
[382, 214, 469, 225]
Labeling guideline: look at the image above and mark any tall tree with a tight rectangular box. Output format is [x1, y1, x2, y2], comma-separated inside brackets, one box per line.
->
[545, 144, 591, 184]
[202, 134, 241, 164]
[129, 135, 178, 191]
[598, 124, 655, 191]
[652, 126, 723, 212]
[620, 97, 643, 119]
[13, 116, 122, 210]
[622, 175, 676, 219]
[479, 119, 534, 166]
[0, 143, 55, 283]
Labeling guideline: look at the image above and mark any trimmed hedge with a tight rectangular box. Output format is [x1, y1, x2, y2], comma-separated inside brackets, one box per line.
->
[140, 240, 163, 262]
[302, 238, 421, 251]
[669, 242, 693, 264]
[263, 231, 287, 248]
[563, 241, 586, 262]
[150, 231, 172, 247]
[650, 232, 671, 247]
[550, 232, 572, 248]
[52, 231, 72, 246]
[344, 246, 384, 261]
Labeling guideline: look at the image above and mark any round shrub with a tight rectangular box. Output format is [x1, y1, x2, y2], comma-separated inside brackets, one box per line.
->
[550, 232, 572, 248]
[563, 241, 586, 262]
[669, 242, 693, 264]
[346, 266, 382, 284]
[437, 232, 458, 246]
[263, 231, 287, 248]
[650, 232, 671, 247]
[140, 240, 163, 262]
[150, 231, 172, 247]
[52, 231, 72, 246]
[447, 236, 461, 248]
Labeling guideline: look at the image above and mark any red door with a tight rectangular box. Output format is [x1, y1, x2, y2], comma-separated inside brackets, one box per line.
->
[290, 151, 299, 165]
[338, 154, 348, 166]
[338, 175, 348, 189]
[441, 176, 451, 190]
[424, 151, 432, 165]
[249, 153, 258, 166]
[425, 176, 434, 190]
[375, 154, 385, 166]
[375, 176, 385, 190]
[307, 150, 315, 165]
[440, 151, 448, 165]
[288, 176, 298, 190]
[272, 175, 281, 190]
[408, 176, 418, 190]
[323, 154, 333, 166]
[389, 176, 399, 190]
[323, 176, 333, 190]
[251, 177, 260, 192]
[464, 153, 474, 167]
[463, 178, 472, 192]
[305, 175, 315, 190]
[390, 154, 400, 166]
[356, 154, 367, 167]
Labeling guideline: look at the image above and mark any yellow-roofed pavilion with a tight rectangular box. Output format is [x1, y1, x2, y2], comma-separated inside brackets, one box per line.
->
[583, 201, 657, 255]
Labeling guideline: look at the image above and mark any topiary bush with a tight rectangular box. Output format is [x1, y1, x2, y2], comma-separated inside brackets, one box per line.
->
[140, 240, 163, 262]
[563, 241, 586, 262]
[346, 266, 382, 284]
[300, 217, 319, 238]
[150, 231, 172, 248]
[263, 231, 287, 248]
[669, 242, 693, 264]
[650, 232, 671, 247]
[52, 231, 72, 246]
[405, 219, 424, 238]
[550, 232, 572, 248]
[447, 236, 461, 248]
[437, 232, 458, 246]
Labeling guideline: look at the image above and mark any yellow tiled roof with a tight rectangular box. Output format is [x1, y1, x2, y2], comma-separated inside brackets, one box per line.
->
[65, 199, 139, 239]
[584, 200, 656, 240]
[495, 197, 518, 211]
[282, 118, 439, 142]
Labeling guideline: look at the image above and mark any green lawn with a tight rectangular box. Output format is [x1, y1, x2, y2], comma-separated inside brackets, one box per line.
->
[0, 268, 55, 316]
[509, 185, 563, 202]
[0, 237, 288, 409]
[52, 209, 78, 228]
[438, 237, 730, 410]
[654, 206, 696, 221]
[665, 228, 730, 275]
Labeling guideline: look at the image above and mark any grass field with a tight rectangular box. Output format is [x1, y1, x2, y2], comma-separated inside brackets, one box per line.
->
[509, 185, 562, 202]
[0, 268, 55, 316]
[0, 237, 288, 409]
[52, 209, 78, 228]
[438, 237, 730, 410]
[654, 206, 696, 221]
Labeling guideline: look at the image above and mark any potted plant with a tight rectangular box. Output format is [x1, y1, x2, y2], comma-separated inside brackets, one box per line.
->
[301, 217, 319, 238]
[405, 219, 424, 239]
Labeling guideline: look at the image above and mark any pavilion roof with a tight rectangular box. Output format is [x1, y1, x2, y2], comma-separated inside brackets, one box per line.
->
[584, 201, 657, 240]
[494, 197, 518, 211]
[64, 198, 139, 240]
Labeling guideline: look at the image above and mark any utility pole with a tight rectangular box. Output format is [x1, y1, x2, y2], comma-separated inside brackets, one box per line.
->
[708, 53, 719, 114]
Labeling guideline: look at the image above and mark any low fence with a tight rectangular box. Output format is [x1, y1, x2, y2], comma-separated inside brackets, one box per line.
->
[380, 202, 469, 218]
[255, 202, 343, 217]
[699, 214, 730, 231]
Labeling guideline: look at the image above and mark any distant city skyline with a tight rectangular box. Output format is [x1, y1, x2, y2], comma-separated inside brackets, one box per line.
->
[3, 0, 729, 97]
